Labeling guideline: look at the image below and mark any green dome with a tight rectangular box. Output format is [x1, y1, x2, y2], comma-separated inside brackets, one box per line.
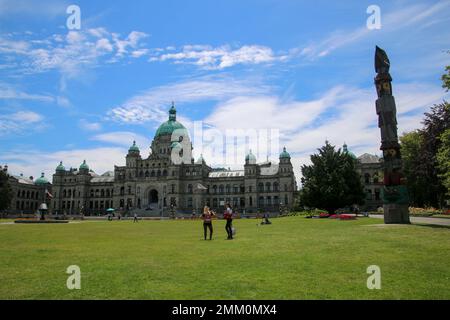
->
[343, 143, 357, 159]
[56, 161, 65, 172]
[155, 104, 188, 138]
[280, 147, 291, 159]
[129, 141, 140, 152]
[245, 150, 256, 161]
[79, 160, 89, 170]
[35, 172, 49, 185]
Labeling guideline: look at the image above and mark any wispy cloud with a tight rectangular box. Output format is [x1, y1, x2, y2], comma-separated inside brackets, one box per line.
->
[107, 75, 272, 124]
[0, 82, 54, 102]
[0, 28, 149, 79]
[79, 119, 102, 132]
[1, 147, 126, 179]
[149, 44, 287, 70]
[91, 131, 150, 149]
[297, 1, 450, 60]
[0, 110, 45, 136]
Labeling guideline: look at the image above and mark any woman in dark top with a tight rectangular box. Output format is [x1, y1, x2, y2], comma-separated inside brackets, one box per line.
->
[224, 204, 233, 239]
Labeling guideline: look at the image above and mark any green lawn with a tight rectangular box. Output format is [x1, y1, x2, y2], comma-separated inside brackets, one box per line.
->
[0, 217, 449, 300]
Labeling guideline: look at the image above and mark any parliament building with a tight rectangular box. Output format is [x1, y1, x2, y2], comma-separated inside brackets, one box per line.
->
[50, 105, 297, 216]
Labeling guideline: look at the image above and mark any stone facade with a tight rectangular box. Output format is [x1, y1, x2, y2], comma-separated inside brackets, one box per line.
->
[1, 165, 52, 214]
[356, 153, 384, 211]
[51, 107, 297, 216]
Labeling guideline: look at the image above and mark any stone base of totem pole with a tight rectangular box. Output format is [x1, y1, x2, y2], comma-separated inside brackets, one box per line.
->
[383, 204, 410, 224]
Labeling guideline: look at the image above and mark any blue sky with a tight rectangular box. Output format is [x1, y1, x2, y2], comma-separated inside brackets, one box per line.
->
[0, 0, 449, 183]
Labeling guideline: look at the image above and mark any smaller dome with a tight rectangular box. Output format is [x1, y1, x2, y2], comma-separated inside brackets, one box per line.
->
[129, 140, 140, 152]
[245, 150, 256, 161]
[280, 147, 291, 159]
[79, 160, 89, 170]
[56, 161, 65, 172]
[35, 172, 49, 185]
[343, 143, 357, 159]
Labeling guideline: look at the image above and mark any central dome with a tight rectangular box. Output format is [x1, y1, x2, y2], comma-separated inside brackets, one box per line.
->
[155, 104, 188, 138]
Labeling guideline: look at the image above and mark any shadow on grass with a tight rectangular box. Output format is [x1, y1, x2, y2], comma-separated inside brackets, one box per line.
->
[412, 223, 450, 230]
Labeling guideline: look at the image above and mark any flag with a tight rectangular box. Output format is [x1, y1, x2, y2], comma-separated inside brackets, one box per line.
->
[45, 189, 54, 199]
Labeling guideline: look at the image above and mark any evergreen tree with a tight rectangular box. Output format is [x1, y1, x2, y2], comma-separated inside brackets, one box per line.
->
[418, 102, 450, 207]
[437, 129, 450, 197]
[0, 169, 13, 212]
[300, 141, 365, 214]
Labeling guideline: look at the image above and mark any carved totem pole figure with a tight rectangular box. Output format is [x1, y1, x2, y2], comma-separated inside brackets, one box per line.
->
[374, 46, 410, 224]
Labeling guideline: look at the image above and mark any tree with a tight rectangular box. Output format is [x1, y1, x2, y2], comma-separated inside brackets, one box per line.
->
[442, 52, 450, 91]
[437, 129, 450, 197]
[0, 169, 13, 212]
[300, 141, 365, 214]
[400, 131, 428, 207]
[418, 102, 450, 207]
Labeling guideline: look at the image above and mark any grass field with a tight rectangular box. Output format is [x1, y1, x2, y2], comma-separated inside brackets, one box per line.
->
[0, 216, 449, 300]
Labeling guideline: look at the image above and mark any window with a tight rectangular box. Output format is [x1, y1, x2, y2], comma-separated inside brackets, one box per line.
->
[171, 184, 175, 193]
[187, 197, 193, 207]
[364, 173, 371, 184]
[265, 182, 271, 192]
[187, 184, 193, 194]
[273, 182, 279, 192]
[258, 183, 264, 192]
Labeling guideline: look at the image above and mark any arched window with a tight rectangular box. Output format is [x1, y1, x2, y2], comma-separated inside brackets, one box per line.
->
[212, 185, 217, 194]
[265, 182, 271, 192]
[364, 173, 371, 184]
[258, 183, 264, 192]
[226, 185, 231, 194]
[273, 182, 279, 192]
[151, 170, 155, 177]
[163, 169, 168, 176]
[219, 185, 224, 194]
[145, 171, 150, 177]
[188, 184, 193, 194]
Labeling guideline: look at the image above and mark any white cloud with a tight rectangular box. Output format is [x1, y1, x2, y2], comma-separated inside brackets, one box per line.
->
[297, 1, 450, 60]
[151, 44, 284, 70]
[0, 82, 54, 102]
[79, 119, 102, 132]
[107, 75, 271, 124]
[0, 29, 149, 78]
[0, 110, 44, 136]
[0, 147, 126, 180]
[91, 131, 150, 149]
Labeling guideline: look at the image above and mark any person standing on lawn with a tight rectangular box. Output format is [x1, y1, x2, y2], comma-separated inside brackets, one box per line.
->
[224, 203, 234, 239]
[201, 206, 215, 240]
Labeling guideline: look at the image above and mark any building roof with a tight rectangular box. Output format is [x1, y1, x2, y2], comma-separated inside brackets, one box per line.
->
[11, 175, 35, 185]
[90, 171, 114, 183]
[358, 153, 381, 164]
[208, 170, 245, 178]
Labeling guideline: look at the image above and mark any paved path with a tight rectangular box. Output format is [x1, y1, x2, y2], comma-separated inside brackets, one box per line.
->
[370, 214, 450, 227]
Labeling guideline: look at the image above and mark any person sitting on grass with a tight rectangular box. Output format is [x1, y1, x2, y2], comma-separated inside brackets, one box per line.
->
[201, 206, 215, 240]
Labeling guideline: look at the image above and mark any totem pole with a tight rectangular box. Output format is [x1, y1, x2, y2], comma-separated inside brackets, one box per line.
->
[374, 46, 410, 224]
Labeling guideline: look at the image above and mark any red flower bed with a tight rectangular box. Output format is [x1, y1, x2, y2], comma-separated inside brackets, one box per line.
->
[339, 214, 356, 220]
